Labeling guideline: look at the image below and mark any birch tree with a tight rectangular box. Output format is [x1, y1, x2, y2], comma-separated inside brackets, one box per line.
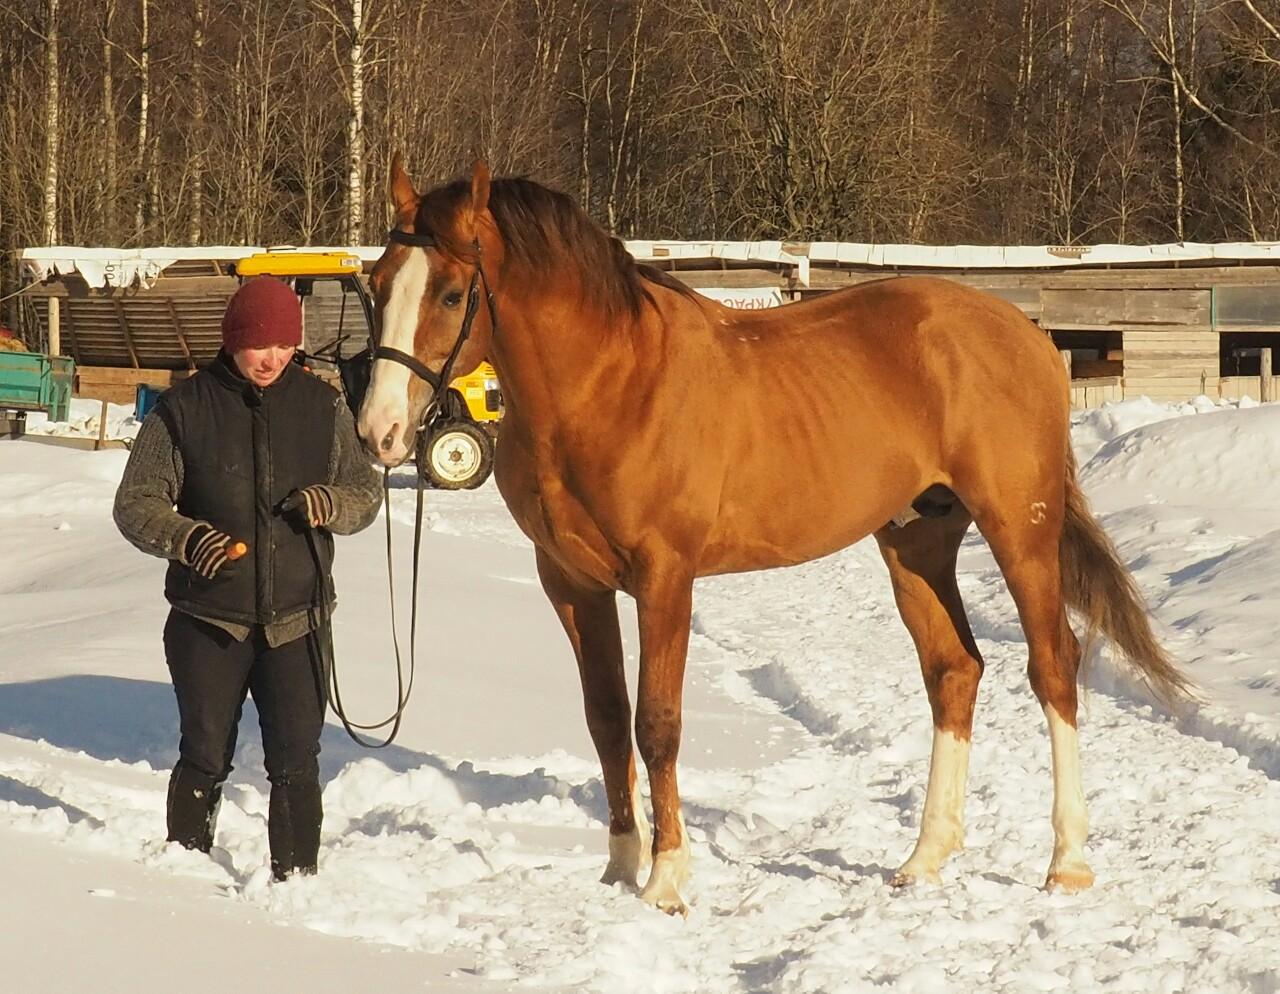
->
[134, 0, 149, 239]
[345, 0, 367, 244]
[189, 0, 206, 245]
[99, 0, 118, 238]
[41, 0, 58, 245]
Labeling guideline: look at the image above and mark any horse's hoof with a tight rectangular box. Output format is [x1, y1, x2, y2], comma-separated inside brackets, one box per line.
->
[641, 889, 689, 918]
[600, 864, 641, 889]
[639, 848, 691, 917]
[1044, 863, 1095, 893]
[661, 898, 689, 918]
[600, 823, 651, 890]
[890, 867, 941, 888]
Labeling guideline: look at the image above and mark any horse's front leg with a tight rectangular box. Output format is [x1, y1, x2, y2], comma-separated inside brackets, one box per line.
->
[535, 549, 651, 888]
[633, 565, 695, 916]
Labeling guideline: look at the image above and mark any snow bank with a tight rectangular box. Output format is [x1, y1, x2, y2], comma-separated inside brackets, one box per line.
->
[22, 398, 141, 442]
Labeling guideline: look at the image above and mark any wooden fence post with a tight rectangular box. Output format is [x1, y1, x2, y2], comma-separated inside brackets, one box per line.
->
[95, 398, 108, 450]
[47, 296, 61, 357]
[1261, 348, 1272, 403]
[1059, 349, 1073, 380]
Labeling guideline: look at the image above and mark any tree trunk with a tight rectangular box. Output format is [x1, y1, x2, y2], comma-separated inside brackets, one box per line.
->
[1167, 0, 1186, 241]
[41, 0, 60, 246]
[190, 0, 206, 245]
[101, 0, 118, 240]
[135, 0, 150, 241]
[1016, 0, 1035, 114]
[346, 0, 366, 245]
[606, 1, 646, 234]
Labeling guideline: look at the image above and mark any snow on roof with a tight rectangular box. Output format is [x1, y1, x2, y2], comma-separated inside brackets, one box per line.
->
[19, 239, 1280, 290]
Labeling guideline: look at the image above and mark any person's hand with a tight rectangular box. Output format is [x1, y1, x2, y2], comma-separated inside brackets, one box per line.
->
[279, 486, 335, 529]
[183, 523, 245, 579]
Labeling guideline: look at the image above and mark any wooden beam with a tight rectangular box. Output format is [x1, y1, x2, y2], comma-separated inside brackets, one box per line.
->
[802, 264, 1280, 292]
[113, 299, 140, 368]
[24, 275, 238, 298]
[667, 268, 789, 288]
[75, 366, 196, 385]
[167, 299, 197, 370]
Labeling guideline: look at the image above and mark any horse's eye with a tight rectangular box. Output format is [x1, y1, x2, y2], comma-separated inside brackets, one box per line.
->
[443, 290, 464, 308]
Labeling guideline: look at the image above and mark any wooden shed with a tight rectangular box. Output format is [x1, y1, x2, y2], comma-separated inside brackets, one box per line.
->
[11, 247, 367, 403]
[636, 240, 1280, 406]
[11, 240, 1280, 408]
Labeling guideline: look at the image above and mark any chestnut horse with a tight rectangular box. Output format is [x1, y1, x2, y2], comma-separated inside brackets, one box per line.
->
[357, 157, 1189, 915]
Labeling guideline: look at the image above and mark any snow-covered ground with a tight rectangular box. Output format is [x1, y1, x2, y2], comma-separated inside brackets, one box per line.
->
[1, 397, 1277, 993]
[20, 397, 143, 443]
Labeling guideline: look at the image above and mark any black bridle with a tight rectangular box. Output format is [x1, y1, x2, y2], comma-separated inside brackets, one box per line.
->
[318, 226, 499, 748]
[335, 227, 499, 425]
[373, 227, 499, 417]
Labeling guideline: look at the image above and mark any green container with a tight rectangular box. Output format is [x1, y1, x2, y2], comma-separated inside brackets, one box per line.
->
[0, 350, 75, 422]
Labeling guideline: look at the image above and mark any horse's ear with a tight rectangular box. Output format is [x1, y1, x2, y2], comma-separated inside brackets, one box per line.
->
[388, 151, 418, 222]
[469, 159, 491, 217]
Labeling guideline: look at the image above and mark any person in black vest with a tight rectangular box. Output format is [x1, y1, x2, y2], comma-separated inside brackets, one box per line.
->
[114, 276, 381, 880]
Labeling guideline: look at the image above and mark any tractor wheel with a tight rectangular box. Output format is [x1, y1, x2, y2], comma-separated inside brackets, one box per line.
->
[422, 420, 494, 490]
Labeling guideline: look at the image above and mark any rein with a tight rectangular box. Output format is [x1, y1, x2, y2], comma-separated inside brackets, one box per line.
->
[317, 226, 498, 749]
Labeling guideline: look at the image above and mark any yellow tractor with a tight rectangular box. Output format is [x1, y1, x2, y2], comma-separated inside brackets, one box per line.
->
[231, 250, 502, 489]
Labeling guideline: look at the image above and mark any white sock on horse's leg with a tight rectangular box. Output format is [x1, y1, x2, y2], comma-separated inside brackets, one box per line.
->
[1043, 704, 1094, 892]
[640, 809, 691, 917]
[893, 727, 970, 886]
[601, 790, 651, 888]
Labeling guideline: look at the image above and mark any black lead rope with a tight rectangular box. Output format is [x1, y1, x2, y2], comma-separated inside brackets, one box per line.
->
[308, 227, 499, 750]
[304, 435, 427, 750]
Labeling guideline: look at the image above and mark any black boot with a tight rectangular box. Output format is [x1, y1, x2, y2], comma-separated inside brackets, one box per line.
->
[268, 779, 322, 881]
[166, 763, 223, 853]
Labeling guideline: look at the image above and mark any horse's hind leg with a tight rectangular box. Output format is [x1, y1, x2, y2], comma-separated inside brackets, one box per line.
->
[968, 492, 1095, 893]
[875, 509, 985, 886]
[536, 549, 651, 889]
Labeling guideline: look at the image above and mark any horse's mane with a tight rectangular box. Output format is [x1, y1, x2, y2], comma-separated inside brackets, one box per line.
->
[416, 176, 696, 323]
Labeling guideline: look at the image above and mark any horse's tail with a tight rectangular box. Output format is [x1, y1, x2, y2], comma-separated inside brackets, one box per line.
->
[1059, 446, 1194, 706]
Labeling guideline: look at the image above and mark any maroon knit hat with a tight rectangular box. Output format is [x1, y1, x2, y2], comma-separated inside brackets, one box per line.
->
[221, 276, 302, 353]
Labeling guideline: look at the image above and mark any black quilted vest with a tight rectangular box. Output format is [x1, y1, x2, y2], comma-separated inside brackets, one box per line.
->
[159, 352, 337, 626]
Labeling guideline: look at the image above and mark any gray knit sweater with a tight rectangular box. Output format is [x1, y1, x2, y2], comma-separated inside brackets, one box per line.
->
[114, 393, 382, 646]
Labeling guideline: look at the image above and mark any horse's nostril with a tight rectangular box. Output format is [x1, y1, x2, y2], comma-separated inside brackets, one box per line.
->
[379, 425, 399, 453]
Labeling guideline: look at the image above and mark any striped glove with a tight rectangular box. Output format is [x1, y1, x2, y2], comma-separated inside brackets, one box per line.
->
[279, 485, 336, 529]
[183, 523, 242, 579]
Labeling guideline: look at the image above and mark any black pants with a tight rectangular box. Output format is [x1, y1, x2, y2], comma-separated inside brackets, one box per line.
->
[163, 609, 325, 877]
[164, 609, 324, 783]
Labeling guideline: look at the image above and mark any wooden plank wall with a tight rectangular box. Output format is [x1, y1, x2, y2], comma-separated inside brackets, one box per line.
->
[1041, 288, 1219, 401]
[1123, 330, 1220, 401]
[1041, 288, 1210, 328]
[1070, 376, 1122, 409]
[29, 284, 231, 370]
[1219, 375, 1277, 402]
[75, 366, 196, 405]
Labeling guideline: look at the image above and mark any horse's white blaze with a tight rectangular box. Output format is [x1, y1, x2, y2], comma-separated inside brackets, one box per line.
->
[1044, 704, 1093, 889]
[358, 249, 430, 463]
[601, 790, 652, 888]
[639, 810, 691, 916]
[895, 728, 970, 884]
